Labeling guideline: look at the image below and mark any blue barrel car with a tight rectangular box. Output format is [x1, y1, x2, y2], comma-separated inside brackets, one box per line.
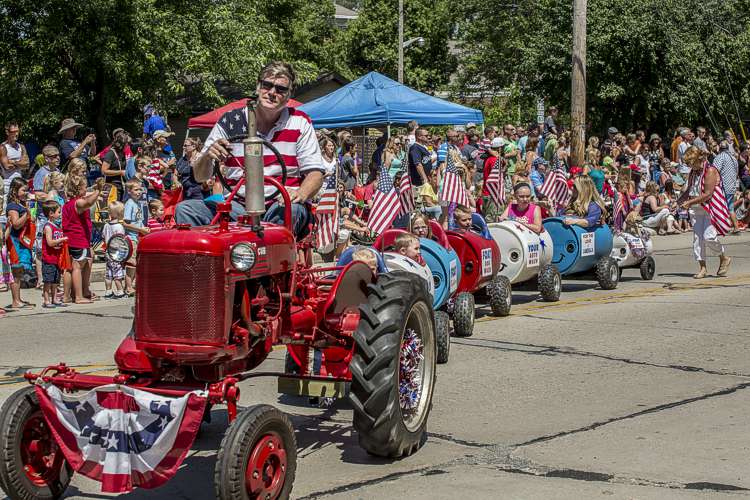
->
[372, 224, 460, 364]
[542, 217, 620, 290]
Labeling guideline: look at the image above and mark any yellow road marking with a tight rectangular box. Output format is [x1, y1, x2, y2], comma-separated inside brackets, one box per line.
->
[477, 273, 750, 321]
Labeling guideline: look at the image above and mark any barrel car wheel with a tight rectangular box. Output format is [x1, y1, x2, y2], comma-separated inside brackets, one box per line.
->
[487, 275, 512, 317]
[538, 264, 562, 302]
[639, 256, 656, 280]
[435, 310, 451, 364]
[451, 292, 475, 338]
[595, 257, 620, 290]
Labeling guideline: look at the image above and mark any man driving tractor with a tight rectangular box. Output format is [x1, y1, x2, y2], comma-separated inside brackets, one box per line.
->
[175, 61, 324, 237]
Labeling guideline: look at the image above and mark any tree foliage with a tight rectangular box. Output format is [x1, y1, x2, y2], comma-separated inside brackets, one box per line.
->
[0, 0, 339, 141]
[339, 0, 456, 91]
[455, 0, 750, 135]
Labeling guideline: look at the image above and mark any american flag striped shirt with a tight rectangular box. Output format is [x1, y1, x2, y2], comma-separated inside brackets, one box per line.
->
[202, 106, 325, 200]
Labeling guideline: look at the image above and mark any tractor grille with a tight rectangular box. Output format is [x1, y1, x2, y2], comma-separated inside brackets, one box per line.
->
[135, 253, 227, 345]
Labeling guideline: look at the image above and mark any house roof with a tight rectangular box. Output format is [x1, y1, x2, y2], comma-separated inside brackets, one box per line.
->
[334, 3, 358, 18]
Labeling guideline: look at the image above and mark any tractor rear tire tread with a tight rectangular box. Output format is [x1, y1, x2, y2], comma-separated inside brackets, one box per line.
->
[596, 257, 620, 290]
[350, 271, 435, 458]
[487, 275, 512, 316]
[451, 292, 475, 337]
[0, 386, 72, 500]
[538, 264, 562, 302]
[435, 311, 451, 364]
[214, 404, 297, 500]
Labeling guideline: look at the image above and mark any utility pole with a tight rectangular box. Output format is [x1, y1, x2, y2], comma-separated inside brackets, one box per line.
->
[570, 0, 586, 167]
[398, 0, 404, 83]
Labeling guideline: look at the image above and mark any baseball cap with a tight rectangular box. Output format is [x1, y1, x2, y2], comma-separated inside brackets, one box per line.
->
[153, 130, 175, 140]
[490, 137, 506, 149]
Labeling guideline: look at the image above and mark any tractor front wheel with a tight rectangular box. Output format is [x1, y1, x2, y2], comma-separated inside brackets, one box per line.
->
[451, 292, 475, 337]
[487, 275, 512, 316]
[0, 386, 72, 500]
[214, 404, 297, 500]
[435, 310, 451, 364]
[538, 264, 562, 302]
[350, 271, 436, 458]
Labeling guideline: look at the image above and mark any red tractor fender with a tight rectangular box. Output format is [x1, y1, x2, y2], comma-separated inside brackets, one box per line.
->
[287, 260, 374, 379]
[446, 229, 502, 293]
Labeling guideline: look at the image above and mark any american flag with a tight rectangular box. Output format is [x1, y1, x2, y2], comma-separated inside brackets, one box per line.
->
[539, 168, 571, 213]
[368, 165, 401, 234]
[440, 151, 469, 207]
[35, 383, 206, 493]
[700, 164, 732, 236]
[398, 171, 415, 215]
[485, 158, 505, 208]
[315, 175, 339, 250]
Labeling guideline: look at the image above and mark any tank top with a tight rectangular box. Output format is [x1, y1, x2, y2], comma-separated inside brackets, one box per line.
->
[508, 202, 537, 224]
[42, 221, 64, 264]
[62, 197, 92, 249]
[1, 142, 23, 179]
[641, 196, 658, 218]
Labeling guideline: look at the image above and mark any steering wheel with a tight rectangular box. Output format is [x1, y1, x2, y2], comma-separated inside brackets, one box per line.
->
[213, 133, 288, 202]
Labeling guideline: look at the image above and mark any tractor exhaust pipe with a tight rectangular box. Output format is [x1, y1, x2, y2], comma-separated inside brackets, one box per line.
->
[243, 99, 265, 227]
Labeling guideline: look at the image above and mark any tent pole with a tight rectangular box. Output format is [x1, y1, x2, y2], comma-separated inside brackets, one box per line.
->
[387, 123, 391, 137]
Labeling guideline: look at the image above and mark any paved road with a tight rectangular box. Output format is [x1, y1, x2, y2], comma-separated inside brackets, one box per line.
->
[1, 232, 749, 499]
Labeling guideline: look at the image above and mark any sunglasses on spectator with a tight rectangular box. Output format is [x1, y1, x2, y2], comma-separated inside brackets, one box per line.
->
[45, 154, 59, 158]
[258, 80, 290, 95]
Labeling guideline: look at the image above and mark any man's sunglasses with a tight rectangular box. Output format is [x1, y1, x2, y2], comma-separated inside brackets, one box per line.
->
[259, 80, 290, 95]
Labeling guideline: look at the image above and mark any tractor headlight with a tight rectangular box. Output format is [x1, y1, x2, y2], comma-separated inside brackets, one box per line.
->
[230, 243, 256, 271]
[106, 235, 132, 263]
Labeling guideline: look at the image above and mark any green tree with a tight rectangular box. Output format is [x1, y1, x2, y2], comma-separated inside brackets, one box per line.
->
[455, 0, 750, 136]
[0, 0, 338, 142]
[339, 0, 457, 91]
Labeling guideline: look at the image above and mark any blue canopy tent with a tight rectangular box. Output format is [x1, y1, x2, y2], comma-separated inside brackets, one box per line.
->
[298, 72, 483, 128]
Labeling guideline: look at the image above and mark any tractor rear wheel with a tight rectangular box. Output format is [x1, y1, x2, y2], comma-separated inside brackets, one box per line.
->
[596, 257, 620, 290]
[350, 271, 436, 458]
[451, 292, 475, 337]
[215, 404, 297, 500]
[487, 275, 512, 316]
[435, 311, 451, 364]
[640, 256, 656, 280]
[0, 386, 72, 500]
[538, 264, 562, 302]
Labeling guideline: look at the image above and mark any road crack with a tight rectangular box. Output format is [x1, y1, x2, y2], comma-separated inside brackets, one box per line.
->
[514, 381, 750, 447]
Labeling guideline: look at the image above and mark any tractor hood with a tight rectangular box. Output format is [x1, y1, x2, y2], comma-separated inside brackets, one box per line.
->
[139, 222, 295, 259]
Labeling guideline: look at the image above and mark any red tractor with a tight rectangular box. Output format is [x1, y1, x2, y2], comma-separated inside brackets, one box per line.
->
[0, 105, 437, 500]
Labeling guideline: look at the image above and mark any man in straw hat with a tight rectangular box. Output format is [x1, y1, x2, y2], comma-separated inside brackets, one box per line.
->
[58, 118, 96, 163]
